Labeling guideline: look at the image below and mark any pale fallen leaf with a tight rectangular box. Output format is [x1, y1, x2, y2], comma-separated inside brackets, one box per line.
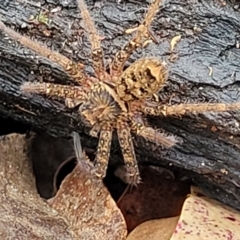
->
[127, 217, 179, 240]
[170, 186, 240, 240]
[126, 185, 240, 240]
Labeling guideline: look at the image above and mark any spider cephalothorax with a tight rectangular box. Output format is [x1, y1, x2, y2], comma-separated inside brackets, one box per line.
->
[79, 83, 124, 127]
[1, 0, 240, 185]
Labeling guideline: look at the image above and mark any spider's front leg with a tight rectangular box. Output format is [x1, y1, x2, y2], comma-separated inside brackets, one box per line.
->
[110, 0, 162, 81]
[21, 82, 86, 106]
[0, 20, 94, 87]
[94, 123, 113, 179]
[117, 120, 141, 186]
[77, 0, 109, 82]
[141, 102, 240, 116]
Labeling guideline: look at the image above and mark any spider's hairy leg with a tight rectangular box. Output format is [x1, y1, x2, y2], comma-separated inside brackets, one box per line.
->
[130, 120, 179, 149]
[94, 123, 113, 179]
[110, 0, 162, 80]
[117, 120, 141, 186]
[77, 0, 107, 81]
[21, 82, 86, 103]
[142, 102, 240, 116]
[0, 20, 93, 87]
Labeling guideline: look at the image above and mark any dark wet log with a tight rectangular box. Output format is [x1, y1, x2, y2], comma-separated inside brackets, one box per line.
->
[1, 0, 240, 209]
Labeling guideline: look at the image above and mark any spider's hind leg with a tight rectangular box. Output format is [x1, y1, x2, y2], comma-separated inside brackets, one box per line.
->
[130, 119, 179, 149]
[117, 120, 141, 186]
[110, 0, 162, 81]
[142, 102, 240, 116]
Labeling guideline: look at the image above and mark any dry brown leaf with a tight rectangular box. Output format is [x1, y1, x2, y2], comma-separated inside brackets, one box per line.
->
[0, 134, 72, 239]
[117, 166, 190, 232]
[50, 152, 127, 239]
[170, 186, 240, 240]
[127, 216, 179, 240]
[0, 133, 127, 239]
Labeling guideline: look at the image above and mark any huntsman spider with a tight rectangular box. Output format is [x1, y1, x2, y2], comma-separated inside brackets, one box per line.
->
[0, 0, 239, 185]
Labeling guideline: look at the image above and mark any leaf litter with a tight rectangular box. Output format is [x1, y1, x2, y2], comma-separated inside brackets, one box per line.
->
[1, 133, 240, 239]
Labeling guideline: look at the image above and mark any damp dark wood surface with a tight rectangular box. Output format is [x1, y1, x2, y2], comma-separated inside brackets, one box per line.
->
[1, 0, 240, 209]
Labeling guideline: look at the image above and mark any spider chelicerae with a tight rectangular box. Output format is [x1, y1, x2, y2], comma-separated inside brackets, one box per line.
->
[1, 0, 240, 185]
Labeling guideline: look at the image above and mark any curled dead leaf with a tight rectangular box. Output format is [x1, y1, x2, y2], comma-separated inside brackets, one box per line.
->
[50, 133, 127, 239]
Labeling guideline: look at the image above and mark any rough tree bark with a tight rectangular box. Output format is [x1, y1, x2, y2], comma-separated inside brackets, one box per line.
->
[1, 0, 240, 209]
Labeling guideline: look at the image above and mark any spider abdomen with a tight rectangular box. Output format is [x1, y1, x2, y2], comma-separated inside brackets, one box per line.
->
[116, 58, 168, 101]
